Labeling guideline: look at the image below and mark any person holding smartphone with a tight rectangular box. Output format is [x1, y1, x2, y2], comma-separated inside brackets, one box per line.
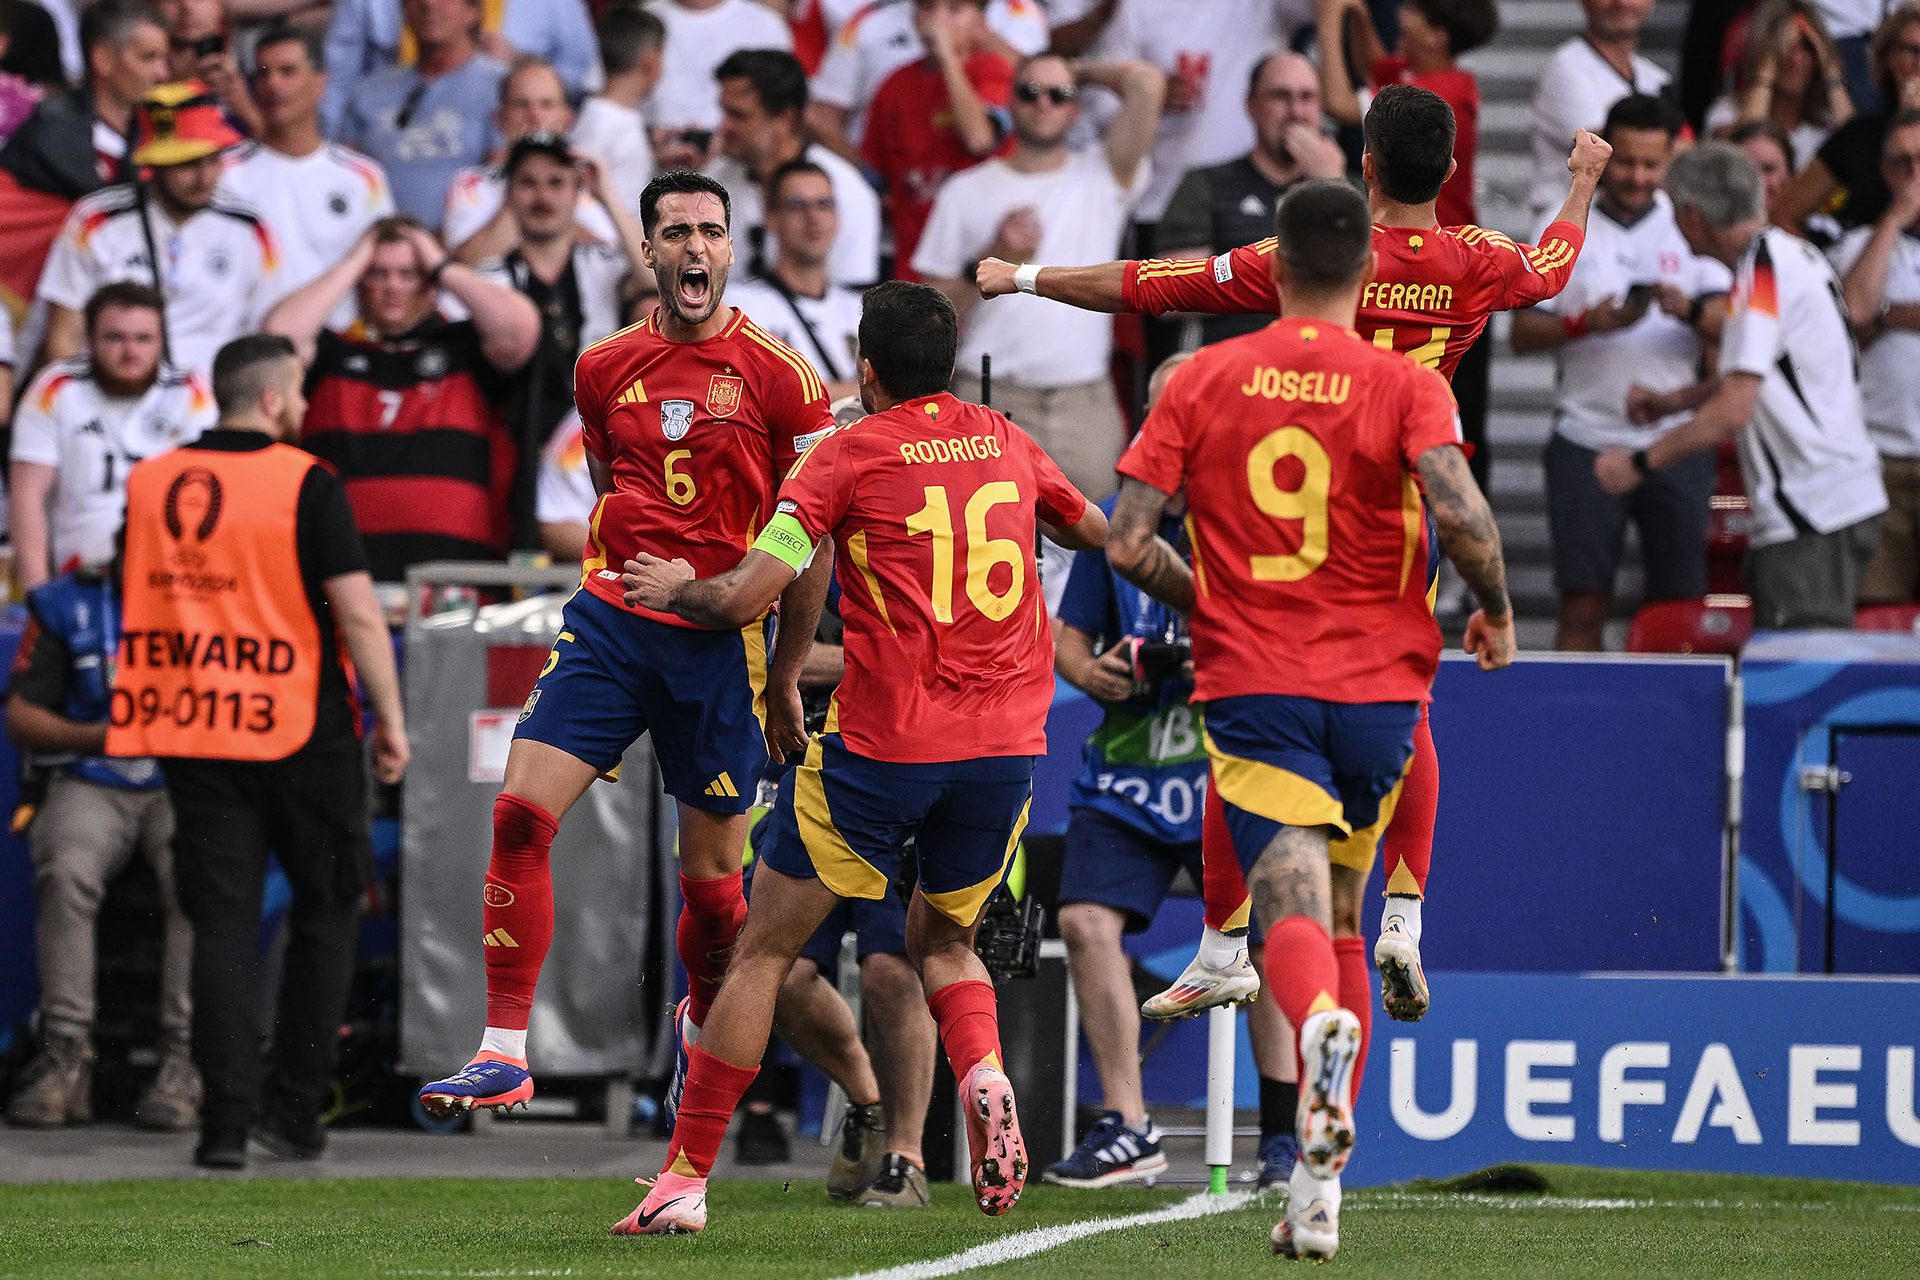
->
[1511, 94, 1732, 652]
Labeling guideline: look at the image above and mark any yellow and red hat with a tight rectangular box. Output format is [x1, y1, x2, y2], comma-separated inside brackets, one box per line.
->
[132, 81, 244, 168]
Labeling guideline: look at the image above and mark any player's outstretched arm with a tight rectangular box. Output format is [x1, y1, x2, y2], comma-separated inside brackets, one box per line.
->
[1415, 445, 1514, 672]
[1105, 479, 1193, 614]
[1041, 500, 1108, 552]
[622, 550, 794, 631]
[1549, 129, 1613, 238]
[976, 257, 1131, 312]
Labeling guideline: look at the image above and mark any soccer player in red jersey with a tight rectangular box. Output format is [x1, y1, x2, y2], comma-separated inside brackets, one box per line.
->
[612, 281, 1106, 1235]
[416, 171, 838, 1125]
[977, 87, 1612, 1023]
[1108, 179, 1512, 1261]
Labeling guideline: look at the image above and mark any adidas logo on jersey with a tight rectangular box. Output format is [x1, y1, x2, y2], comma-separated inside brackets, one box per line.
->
[703, 774, 739, 799]
[617, 377, 648, 406]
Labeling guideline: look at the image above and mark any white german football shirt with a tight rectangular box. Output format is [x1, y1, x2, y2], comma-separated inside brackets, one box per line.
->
[1830, 223, 1920, 458]
[440, 165, 619, 254]
[1527, 38, 1670, 220]
[1533, 192, 1732, 452]
[11, 358, 218, 571]
[36, 185, 279, 378]
[1720, 227, 1887, 547]
[727, 275, 863, 385]
[706, 143, 882, 287]
[219, 141, 394, 323]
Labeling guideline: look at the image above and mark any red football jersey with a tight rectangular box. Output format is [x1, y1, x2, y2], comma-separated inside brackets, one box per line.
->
[1117, 318, 1463, 705]
[861, 53, 1014, 281]
[574, 307, 834, 625]
[775, 392, 1087, 763]
[1122, 221, 1585, 381]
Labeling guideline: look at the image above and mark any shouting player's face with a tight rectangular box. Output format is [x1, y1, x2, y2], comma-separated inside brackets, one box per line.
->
[645, 191, 733, 329]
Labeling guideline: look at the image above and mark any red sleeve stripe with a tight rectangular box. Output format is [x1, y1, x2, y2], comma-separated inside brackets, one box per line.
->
[1749, 263, 1779, 317]
[34, 372, 72, 413]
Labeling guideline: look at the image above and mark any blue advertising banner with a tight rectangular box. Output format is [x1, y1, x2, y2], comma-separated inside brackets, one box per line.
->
[1739, 632, 1920, 975]
[1132, 972, 1920, 1187]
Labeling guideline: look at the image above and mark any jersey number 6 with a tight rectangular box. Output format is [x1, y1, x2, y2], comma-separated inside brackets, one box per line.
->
[665, 449, 696, 506]
[1247, 426, 1331, 582]
[905, 482, 1027, 623]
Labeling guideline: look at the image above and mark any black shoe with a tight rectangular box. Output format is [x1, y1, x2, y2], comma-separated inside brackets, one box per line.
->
[734, 1106, 790, 1165]
[194, 1126, 248, 1170]
[251, 1115, 326, 1159]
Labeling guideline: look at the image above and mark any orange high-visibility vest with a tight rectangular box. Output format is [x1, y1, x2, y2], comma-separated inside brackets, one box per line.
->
[107, 442, 323, 761]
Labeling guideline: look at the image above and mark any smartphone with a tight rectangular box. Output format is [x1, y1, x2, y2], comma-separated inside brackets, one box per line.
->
[190, 33, 226, 59]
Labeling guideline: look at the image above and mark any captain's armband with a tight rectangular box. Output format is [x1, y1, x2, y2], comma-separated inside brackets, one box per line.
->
[753, 512, 816, 575]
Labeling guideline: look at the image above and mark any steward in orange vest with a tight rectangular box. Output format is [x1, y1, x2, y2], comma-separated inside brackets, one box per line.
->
[107, 333, 410, 1171]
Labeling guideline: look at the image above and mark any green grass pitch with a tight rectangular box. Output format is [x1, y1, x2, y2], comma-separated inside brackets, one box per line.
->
[1, 1166, 1915, 1278]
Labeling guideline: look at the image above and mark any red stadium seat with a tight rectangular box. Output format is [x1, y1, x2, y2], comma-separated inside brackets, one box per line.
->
[1706, 495, 1750, 595]
[1627, 596, 1754, 655]
[1855, 603, 1920, 633]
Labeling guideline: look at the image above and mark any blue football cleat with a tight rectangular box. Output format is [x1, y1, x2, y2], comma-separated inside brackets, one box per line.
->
[1257, 1130, 1300, 1189]
[663, 997, 695, 1137]
[417, 1053, 533, 1118]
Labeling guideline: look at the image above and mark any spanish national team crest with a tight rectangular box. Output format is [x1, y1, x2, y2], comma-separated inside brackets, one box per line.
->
[661, 399, 695, 441]
[708, 373, 744, 418]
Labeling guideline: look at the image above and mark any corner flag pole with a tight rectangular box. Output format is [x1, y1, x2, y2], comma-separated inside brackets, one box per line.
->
[1205, 1005, 1236, 1194]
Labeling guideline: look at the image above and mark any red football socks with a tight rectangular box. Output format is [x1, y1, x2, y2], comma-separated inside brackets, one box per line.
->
[1383, 712, 1438, 897]
[661, 1042, 759, 1179]
[678, 870, 747, 1027]
[1334, 936, 1372, 1106]
[1200, 786, 1252, 932]
[482, 793, 558, 1031]
[1263, 916, 1341, 1034]
[927, 978, 1003, 1081]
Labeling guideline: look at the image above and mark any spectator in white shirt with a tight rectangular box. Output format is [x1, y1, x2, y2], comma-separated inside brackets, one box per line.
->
[11, 283, 216, 589]
[1528, 0, 1669, 222]
[728, 159, 864, 401]
[914, 53, 1162, 500]
[708, 48, 882, 289]
[807, 0, 1047, 156]
[218, 25, 394, 325]
[479, 132, 649, 448]
[1833, 108, 1920, 603]
[443, 56, 616, 263]
[1512, 95, 1730, 651]
[648, 0, 792, 169]
[570, 4, 662, 221]
[1598, 141, 1888, 629]
[37, 81, 276, 379]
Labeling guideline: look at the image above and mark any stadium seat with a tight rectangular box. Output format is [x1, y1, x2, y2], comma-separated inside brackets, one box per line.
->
[1855, 603, 1920, 633]
[1627, 596, 1754, 655]
[1706, 442, 1750, 596]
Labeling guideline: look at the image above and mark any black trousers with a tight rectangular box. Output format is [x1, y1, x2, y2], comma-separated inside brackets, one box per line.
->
[163, 744, 371, 1133]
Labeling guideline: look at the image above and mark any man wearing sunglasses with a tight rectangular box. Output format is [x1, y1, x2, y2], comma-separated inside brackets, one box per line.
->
[913, 53, 1164, 502]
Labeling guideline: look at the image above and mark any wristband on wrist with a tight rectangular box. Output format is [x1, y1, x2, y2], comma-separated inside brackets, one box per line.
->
[1631, 448, 1654, 477]
[1012, 263, 1043, 295]
[1562, 311, 1590, 340]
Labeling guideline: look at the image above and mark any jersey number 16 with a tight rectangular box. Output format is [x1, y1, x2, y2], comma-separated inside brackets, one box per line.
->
[905, 483, 1027, 623]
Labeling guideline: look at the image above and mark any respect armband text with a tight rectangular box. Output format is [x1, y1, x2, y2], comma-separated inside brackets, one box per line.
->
[753, 512, 816, 574]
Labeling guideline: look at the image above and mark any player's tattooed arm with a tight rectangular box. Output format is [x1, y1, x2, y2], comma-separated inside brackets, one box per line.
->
[1105, 479, 1194, 614]
[1417, 444, 1517, 672]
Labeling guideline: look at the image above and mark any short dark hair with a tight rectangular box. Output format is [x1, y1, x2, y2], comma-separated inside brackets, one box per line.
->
[714, 48, 808, 120]
[369, 213, 433, 247]
[599, 4, 665, 76]
[499, 54, 564, 109]
[83, 281, 165, 333]
[211, 334, 300, 415]
[1724, 118, 1799, 171]
[1274, 179, 1373, 294]
[859, 281, 956, 401]
[1363, 84, 1455, 204]
[1403, 0, 1499, 56]
[1602, 92, 1684, 142]
[767, 157, 832, 205]
[253, 21, 325, 72]
[641, 169, 732, 237]
[82, 0, 163, 57]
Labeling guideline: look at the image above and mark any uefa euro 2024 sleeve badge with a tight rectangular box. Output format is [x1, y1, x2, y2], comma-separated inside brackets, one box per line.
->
[661, 399, 695, 441]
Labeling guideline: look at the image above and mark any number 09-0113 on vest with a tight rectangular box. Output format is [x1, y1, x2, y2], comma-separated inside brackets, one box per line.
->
[106, 444, 324, 762]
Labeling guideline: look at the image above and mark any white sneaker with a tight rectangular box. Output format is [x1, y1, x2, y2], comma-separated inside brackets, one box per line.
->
[1374, 917, 1430, 1022]
[1271, 1161, 1341, 1261]
[1140, 946, 1260, 1021]
[1297, 1009, 1361, 1179]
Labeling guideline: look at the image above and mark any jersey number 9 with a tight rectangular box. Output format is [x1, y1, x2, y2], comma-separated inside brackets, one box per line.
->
[1247, 426, 1331, 582]
[906, 482, 1027, 623]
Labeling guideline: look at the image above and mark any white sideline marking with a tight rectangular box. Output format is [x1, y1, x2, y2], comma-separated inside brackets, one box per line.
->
[837, 1190, 1256, 1280]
